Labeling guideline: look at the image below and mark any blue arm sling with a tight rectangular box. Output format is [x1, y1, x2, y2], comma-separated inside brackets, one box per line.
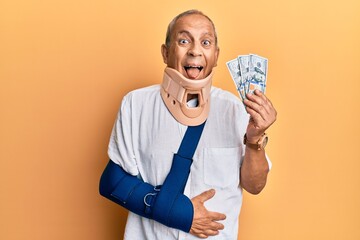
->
[99, 121, 206, 232]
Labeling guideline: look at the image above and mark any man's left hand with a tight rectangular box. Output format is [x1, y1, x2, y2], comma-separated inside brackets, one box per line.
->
[243, 89, 277, 142]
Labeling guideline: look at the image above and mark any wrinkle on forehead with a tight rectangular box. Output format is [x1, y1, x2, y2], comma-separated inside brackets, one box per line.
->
[177, 30, 214, 37]
[173, 15, 216, 39]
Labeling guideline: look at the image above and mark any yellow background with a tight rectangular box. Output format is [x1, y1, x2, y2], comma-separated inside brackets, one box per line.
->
[1, 0, 359, 239]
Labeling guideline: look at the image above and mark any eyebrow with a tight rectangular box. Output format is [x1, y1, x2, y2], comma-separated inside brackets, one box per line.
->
[176, 30, 215, 39]
[177, 30, 191, 36]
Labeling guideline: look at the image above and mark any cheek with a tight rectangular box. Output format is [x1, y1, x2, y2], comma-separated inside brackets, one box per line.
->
[206, 54, 218, 67]
[172, 49, 186, 65]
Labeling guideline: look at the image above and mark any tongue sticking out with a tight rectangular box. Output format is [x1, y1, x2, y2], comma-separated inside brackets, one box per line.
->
[186, 67, 201, 79]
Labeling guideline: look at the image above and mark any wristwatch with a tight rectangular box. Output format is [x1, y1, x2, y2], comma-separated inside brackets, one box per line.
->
[243, 133, 268, 150]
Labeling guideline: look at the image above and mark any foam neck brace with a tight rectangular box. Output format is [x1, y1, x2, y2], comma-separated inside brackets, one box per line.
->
[161, 67, 213, 126]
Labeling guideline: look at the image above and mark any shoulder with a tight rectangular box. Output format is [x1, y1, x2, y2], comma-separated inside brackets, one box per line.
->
[125, 85, 161, 99]
[116, 85, 161, 115]
[121, 85, 161, 104]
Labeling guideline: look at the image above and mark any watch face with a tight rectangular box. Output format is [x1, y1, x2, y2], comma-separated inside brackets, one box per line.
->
[261, 135, 268, 148]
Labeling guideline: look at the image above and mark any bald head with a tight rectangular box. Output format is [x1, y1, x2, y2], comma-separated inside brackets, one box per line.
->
[165, 10, 218, 48]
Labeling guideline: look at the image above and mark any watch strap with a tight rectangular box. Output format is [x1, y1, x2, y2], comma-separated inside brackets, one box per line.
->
[243, 133, 267, 150]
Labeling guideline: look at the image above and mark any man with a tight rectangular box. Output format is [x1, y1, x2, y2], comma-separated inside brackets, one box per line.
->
[100, 9, 277, 239]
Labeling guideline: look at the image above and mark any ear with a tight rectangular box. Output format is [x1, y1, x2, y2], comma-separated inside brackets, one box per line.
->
[161, 44, 168, 64]
[214, 47, 220, 67]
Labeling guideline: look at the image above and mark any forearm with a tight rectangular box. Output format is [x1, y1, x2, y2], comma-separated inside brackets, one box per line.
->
[99, 159, 194, 232]
[240, 147, 269, 194]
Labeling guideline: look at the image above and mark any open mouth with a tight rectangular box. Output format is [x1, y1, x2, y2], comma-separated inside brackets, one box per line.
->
[184, 65, 203, 79]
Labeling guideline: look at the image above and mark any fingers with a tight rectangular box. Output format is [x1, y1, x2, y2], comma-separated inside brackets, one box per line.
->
[192, 189, 226, 220]
[190, 189, 226, 238]
[208, 210, 226, 221]
[243, 90, 277, 132]
[190, 230, 216, 239]
[190, 227, 222, 238]
[244, 90, 269, 117]
[190, 220, 225, 238]
[192, 189, 216, 203]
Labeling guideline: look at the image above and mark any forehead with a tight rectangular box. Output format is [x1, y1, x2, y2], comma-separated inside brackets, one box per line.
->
[172, 14, 215, 36]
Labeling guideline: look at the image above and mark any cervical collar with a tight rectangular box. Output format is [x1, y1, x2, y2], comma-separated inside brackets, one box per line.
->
[161, 67, 213, 126]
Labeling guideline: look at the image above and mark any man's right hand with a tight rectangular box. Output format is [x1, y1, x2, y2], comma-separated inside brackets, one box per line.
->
[190, 189, 226, 238]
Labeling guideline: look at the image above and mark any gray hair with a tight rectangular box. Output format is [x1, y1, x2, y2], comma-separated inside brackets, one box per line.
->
[165, 9, 218, 48]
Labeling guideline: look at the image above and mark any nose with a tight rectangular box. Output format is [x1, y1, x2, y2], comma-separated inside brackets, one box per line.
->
[187, 42, 202, 57]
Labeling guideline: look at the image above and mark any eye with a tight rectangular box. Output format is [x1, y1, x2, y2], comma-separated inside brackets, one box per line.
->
[179, 39, 189, 44]
[202, 40, 211, 46]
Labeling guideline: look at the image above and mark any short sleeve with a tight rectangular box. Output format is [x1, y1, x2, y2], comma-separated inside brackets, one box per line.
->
[107, 94, 139, 176]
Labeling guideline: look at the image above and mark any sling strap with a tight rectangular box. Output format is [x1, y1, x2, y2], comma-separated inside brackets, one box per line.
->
[178, 120, 206, 159]
[152, 121, 206, 229]
[99, 121, 206, 232]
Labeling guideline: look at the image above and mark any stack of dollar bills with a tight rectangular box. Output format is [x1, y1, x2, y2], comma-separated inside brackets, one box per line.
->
[226, 54, 268, 101]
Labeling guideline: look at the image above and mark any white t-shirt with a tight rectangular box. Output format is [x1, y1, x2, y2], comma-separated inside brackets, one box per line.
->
[108, 84, 271, 240]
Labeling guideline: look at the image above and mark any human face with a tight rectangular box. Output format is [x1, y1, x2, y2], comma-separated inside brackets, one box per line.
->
[161, 14, 219, 80]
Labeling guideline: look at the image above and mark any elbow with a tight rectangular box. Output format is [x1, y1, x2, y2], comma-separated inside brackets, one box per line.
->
[99, 172, 111, 198]
[241, 179, 267, 195]
[245, 184, 265, 195]
[99, 160, 118, 198]
[240, 167, 269, 195]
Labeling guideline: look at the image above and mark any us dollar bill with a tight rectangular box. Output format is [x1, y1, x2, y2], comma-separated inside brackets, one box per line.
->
[226, 53, 268, 100]
[238, 55, 250, 84]
[226, 58, 245, 100]
[248, 54, 267, 93]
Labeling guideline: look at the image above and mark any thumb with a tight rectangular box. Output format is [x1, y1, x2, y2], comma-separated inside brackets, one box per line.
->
[197, 189, 216, 202]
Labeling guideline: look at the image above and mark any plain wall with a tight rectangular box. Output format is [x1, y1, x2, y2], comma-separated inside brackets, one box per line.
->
[1, 0, 359, 239]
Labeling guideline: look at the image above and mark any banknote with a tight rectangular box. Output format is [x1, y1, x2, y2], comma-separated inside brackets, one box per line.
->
[226, 53, 268, 100]
[238, 55, 250, 84]
[248, 54, 267, 94]
[226, 58, 244, 100]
